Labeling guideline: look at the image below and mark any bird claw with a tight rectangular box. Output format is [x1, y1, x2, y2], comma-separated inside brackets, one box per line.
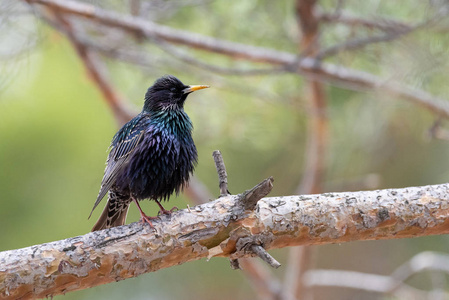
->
[139, 214, 158, 230]
[158, 206, 178, 216]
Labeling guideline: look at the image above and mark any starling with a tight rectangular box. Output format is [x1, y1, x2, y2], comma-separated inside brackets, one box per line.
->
[90, 75, 209, 231]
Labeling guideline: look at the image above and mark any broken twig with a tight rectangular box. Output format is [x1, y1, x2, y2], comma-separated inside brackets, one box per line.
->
[239, 177, 274, 210]
[212, 150, 229, 197]
[251, 245, 281, 269]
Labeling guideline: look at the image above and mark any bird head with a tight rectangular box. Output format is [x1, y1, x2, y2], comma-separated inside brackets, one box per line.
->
[143, 75, 209, 112]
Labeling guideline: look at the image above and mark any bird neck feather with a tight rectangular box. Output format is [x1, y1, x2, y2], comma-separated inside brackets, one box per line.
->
[149, 109, 193, 135]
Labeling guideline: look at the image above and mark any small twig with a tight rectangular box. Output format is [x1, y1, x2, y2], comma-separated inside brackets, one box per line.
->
[317, 8, 449, 60]
[212, 150, 229, 197]
[234, 236, 280, 270]
[317, 30, 412, 59]
[239, 177, 274, 210]
[318, 11, 413, 32]
[185, 153, 281, 299]
[251, 245, 281, 269]
[230, 259, 240, 270]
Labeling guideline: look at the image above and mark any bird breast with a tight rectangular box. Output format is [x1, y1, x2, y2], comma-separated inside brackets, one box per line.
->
[118, 114, 198, 201]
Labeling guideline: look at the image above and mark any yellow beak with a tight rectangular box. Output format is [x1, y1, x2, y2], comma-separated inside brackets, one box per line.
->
[183, 85, 210, 94]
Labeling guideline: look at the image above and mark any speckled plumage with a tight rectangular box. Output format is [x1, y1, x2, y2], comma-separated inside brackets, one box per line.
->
[91, 75, 208, 231]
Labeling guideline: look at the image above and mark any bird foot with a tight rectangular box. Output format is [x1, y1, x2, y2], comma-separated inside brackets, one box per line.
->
[139, 213, 158, 229]
[158, 206, 178, 216]
[132, 197, 158, 229]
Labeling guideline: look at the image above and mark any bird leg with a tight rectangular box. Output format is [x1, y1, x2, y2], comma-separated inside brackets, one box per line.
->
[132, 197, 157, 229]
[155, 199, 178, 216]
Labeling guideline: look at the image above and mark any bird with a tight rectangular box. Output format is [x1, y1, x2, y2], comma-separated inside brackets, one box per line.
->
[90, 75, 209, 231]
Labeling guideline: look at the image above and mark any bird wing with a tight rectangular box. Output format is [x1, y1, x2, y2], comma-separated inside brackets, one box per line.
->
[89, 115, 146, 217]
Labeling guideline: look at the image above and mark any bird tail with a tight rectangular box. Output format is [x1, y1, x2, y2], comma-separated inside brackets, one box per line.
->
[91, 191, 131, 232]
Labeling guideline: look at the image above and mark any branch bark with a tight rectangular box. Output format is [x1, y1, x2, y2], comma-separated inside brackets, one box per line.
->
[2, 183, 449, 299]
[26, 0, 449, 119]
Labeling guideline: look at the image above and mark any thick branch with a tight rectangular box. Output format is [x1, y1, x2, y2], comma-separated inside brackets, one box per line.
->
[26, 0, 449, 118]
[2, 183, 449, 298]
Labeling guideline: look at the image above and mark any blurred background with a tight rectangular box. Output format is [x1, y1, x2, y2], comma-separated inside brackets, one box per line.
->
[2, 0, 449, 299]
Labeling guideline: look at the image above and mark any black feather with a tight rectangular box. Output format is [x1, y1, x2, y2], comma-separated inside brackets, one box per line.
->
[90, 75, 208, 230]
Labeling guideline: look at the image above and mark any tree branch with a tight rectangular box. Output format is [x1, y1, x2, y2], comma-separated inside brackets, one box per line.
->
[26, 0, 449, 119]
[317, 29, 413, 59]
[317, 11, 413, 32]
[317, 9, 447, 60]
[290, 1, 328, 298]
[304, 251, 449, 298]
[303, 270, 431, 298]
[295, 0, 328, 195]
[209, 152, 283, 298]
[249, 245, 281, 269]
[36, 6, 135, 126]
[212, 150, 229, 197]
[2, 183, 449, 298]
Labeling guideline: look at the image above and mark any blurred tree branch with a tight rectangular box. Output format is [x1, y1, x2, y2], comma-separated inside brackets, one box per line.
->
[288, 0, 327, 299]
[304, 251, 449, 299]
[317, 7, 448, 60]
[317, 10, 414, 32]
[42, 10, 135, 126]
[2, 183, 449, 298]
[24, 0, 449, 118]
[295, 0, 328, 196]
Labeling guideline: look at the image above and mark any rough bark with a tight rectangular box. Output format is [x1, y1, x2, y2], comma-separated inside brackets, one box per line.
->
[2, 183, 449, 299]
